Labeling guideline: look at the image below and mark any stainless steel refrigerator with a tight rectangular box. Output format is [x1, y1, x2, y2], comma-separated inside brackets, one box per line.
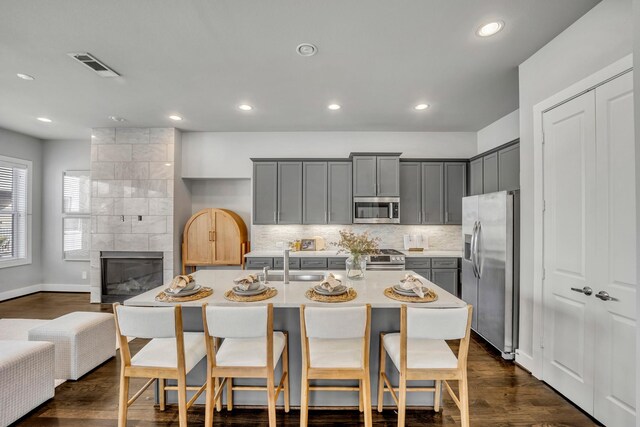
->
[461, 191, 519, 359]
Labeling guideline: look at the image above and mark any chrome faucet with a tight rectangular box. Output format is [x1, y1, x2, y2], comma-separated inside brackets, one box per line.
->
[262, 266, 269, 284]
[283, 249, 290, 284]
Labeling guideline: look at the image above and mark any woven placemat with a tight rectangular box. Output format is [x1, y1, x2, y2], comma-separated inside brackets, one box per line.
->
[224, 287, 278, 302]
[155, 287, 213, 302]
[383, 287, 438, 303]
[305, 287, 357, 303]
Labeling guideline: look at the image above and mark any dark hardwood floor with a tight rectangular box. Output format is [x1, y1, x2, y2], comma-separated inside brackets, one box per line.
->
[1, 292, 599, 426]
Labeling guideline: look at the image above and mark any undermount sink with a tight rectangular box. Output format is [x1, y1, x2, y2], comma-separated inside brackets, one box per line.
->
[266, 273, 325, 282]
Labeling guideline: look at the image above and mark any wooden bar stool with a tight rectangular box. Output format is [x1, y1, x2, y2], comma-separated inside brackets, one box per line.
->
[201, 303, 289, 427]
[377, 305, 473, 427]
[113, 303, 207, 427]
[299, 304, 372, 427]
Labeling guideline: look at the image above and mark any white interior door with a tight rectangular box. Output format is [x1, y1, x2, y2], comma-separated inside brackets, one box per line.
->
[542, 90, 597, 412]
[593, 71, 636, 427]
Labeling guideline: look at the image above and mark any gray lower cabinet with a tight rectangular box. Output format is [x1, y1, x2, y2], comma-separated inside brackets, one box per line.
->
[327, 257, 347, 269]
[444, 162, 466, 225]
[412, 269, 431, 281]
[399, 162, 422, 224]
[277, 162, 303, 224]
[431, 268, 459, 296]
[376, 156, 400, 196]
[469, 157, 483, 196]
[303, 162, 328, 224]
[273, 257, 301, 270]
[328, 162, 352, 224]
[352, 156, 377, 197]
[405, 257, 431, 270]
[245, 257, 274, 270]
[421, 163, 444, 224]
[482, 152, 499, 194]
[498, 144, 520, 191]
[253, 162, 278, 224]
[300, 258, 328, 270]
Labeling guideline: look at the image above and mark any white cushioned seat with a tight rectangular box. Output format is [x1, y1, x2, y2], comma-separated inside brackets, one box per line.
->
[131, 332, 206, 372]
[215, 332, 286, 367]
[0, 340, 55, 427]
[28, 311, 115, 380]
[383, 333, 458, 370]
[308, 338, 363, 369]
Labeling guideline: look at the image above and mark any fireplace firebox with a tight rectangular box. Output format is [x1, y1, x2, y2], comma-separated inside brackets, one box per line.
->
[101, 251, 163, 303]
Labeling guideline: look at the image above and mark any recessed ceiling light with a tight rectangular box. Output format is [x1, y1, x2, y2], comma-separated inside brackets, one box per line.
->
[109, 115, 126, 122]
[169, 115, 183, 121]
[414, 104, 429, 110]
[17, 73, 35, 81]
[238, 104, 253, 111]
[327, 104, 341, 110]
[37, 117, 52, 123]
[477, 21, 504, 37]
[297, 43, 317, 57]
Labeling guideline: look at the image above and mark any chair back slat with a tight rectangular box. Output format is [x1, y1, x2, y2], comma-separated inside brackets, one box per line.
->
[115, 305, 176, 338]
[205, 305, 267, 338]
[304, 306, 367, 339]
[407, 306, 469, 340]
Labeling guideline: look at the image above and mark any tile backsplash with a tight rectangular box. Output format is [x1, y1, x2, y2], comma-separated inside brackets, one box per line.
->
[251, 224, 462, 251]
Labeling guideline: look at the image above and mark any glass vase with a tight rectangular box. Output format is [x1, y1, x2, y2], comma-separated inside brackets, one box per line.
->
[346, 254, 367, 280]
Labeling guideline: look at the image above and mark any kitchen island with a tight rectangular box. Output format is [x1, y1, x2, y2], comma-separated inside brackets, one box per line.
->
[124, 269, 466, 408]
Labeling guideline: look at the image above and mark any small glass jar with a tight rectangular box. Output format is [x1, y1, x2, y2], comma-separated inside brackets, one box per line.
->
[346, 254, 367, 280]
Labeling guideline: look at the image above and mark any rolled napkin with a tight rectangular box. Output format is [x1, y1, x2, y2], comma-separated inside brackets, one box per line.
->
[399, 274, 425, 298]
[167, 274, 195, 295]
[233, 273, 260, 291]
[317, 273, 342, 291]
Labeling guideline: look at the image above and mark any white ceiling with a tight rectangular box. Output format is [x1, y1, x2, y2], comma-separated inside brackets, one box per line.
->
[0, 0, 600, 140]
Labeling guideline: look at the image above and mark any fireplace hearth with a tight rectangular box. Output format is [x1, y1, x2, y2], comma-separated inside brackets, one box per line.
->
[101, 251, 164, 303]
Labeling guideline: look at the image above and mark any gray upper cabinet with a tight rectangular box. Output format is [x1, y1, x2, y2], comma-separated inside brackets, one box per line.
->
[352, 156, 377, 196]
[328, 162, 352, 224]
[482, 152, 499, 194]
[498, 143, 520, 191]
[469, 158, 483, 196]
[444, 162, 466, 224]
[277, 162, 302, 224]
[400, 162, 421, 224]
[376, 156, 400, 196]
[421, 163, 444, 224]
[303, 162, 328, 224]
[253, 162, 278, 224]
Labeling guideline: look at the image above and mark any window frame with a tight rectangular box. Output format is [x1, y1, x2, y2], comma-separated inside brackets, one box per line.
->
[0, 154, 32, 269]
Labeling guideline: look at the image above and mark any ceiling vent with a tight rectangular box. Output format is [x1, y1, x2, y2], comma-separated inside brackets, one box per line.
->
[67, 52, 119, 77]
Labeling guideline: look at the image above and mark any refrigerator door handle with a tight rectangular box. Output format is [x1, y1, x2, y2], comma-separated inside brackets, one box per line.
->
[470, 221, 479, 278]
[473, 221, 482, 277]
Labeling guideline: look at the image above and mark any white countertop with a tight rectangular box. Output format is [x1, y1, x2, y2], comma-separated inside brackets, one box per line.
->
[124, 270, 465, 309]
[245, 249, 462, 258]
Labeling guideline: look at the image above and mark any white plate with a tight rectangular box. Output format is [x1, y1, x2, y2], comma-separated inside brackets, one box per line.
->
[232, 285, 268, 296]
[164, 284, 201, 297]
[314, 285, 347, 296]
[392, 284, 427, 297]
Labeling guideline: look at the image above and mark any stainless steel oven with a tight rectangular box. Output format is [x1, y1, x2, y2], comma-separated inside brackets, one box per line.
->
[353, 197, 400, 224]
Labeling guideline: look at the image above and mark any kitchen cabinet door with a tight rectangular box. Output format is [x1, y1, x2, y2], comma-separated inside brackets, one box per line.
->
[277, 162, 303, 224]
[303, 162, 328, 224]
[421, 162, 444, 224]
[377, 156, 400, 196]
[399, 162, 421, 224]
[444, 162, 466, 224]
[498, 143, 520, 191]
[352, 156, 377, 197]
[431, 268, 458, 296]
[328, 162, 352, 224]
[469, 157, 483, 195]
[253, 162, 278, 224]
[412, 269, 431, 281]
[483, 152, 499, 194]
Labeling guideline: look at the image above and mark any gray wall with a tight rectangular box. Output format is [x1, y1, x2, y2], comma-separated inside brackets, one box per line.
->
[634, 0, 640, 422]
[518, 0, 633, 372]
[42, 139, 91, 286]
[0, 127, 43, 292]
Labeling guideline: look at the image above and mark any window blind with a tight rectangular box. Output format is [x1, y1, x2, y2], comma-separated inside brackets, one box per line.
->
[0, 162, 28, 261]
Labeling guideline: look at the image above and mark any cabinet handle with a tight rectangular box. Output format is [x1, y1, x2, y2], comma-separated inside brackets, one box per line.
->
[208, 231, 213, 241]
[445, 212, 449, 223]
[211, 231, 216, 241]
[324, 212, 327, 223]
[273, 211, 277, 223]
[418, 211, 422, 223]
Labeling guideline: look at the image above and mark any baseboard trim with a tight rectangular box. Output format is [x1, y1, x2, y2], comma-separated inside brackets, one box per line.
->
[0, 284, 90, 302]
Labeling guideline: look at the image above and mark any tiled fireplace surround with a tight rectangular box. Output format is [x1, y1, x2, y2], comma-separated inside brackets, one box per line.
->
[89, 128, 184, 303]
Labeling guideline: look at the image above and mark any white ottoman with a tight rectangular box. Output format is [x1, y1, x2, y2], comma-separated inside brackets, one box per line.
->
[0, 340, 55, 427]
[28, 312, 115, 380]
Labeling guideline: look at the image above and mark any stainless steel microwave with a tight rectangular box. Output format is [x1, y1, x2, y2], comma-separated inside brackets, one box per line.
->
[353, 197, 400, 224]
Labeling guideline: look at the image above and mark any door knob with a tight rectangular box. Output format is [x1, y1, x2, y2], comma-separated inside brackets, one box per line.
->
[595, 290, 616, 301]
[570, 286, 593, 296]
